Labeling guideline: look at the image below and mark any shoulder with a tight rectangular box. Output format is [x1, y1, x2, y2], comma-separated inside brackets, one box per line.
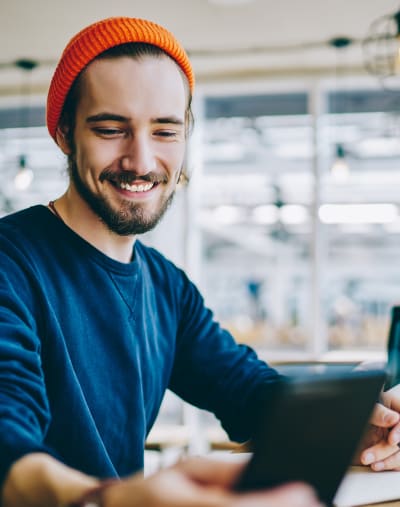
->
[0, 206, 40, 245]
[0, 205, 50, 237]
[0, 206, 58, 269]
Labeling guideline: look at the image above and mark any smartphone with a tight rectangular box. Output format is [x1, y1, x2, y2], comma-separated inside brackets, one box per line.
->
[234, 369, 386, 506]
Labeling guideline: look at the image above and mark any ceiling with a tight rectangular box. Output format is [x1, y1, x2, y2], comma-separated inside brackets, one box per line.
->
[0, 0, 399, 94]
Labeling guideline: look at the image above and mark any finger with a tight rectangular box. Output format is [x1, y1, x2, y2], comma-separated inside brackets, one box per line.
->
[361, 440, 399, 466]
[232, 482, 323, 507]
[369, 402, 399, 428]
[381, 385, 400, 413]
[387, 421, 400, 445]
[369, 449, 400, 472]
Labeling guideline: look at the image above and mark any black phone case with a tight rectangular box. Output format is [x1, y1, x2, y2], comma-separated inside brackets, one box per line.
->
[234, 370, 386, 506]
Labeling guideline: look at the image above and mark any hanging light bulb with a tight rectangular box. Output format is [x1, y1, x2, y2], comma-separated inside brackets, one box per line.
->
[13, 59, 38, 193]
[329, 38, 352, 183]
[14, 154, 34, 191]
[331, 144, 350, 182]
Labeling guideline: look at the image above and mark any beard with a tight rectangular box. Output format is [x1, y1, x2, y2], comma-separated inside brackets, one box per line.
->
[68, 159, 176, 236]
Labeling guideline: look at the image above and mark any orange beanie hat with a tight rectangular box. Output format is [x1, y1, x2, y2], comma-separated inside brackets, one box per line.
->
[46, 17, 194, 141]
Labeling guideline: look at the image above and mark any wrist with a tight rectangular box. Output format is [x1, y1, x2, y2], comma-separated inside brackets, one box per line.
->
[65, 479, 118, 507]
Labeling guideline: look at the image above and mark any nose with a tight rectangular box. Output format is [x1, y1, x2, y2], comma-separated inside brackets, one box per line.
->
[120, 134, 156, 175]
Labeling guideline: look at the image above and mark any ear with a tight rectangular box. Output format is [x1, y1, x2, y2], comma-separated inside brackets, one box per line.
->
[55, 126, 72, 155]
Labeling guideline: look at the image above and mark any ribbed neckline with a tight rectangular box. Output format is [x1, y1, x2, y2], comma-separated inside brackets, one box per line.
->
[37, 205, 140, 276]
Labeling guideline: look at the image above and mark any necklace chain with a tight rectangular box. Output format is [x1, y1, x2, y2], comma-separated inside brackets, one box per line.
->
[48, 200, 63, 222]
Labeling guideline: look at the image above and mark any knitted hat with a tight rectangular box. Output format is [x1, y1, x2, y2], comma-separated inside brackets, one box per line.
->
[46, 17, 194, 141]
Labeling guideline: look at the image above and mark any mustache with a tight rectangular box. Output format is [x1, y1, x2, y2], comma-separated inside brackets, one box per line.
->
[99, 169, 168, 185]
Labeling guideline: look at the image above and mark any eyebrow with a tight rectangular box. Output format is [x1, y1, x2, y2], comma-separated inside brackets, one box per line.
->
[86, 113, 128, 123]
[86, 113, 184, 126]
[155, 116, 184, 126]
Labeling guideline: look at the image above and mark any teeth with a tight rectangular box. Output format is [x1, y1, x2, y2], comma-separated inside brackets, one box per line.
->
[119, 182, 154, 192]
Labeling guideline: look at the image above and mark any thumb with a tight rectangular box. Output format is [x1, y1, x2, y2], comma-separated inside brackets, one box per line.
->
[370, 401, 400, 428]
[381, 384, 400, 412]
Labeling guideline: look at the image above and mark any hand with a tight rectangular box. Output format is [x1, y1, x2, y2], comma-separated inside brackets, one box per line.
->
[102, 457, 324, 507]
[357, 384, 400, 471]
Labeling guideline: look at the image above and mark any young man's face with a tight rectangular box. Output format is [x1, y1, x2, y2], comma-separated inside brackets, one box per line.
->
[63, 55, 187, 236]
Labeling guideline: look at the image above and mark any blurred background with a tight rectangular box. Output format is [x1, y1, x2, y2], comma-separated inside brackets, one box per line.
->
[1, 0, 400, 462]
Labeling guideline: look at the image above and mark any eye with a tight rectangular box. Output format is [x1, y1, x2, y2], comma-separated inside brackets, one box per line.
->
[156, 130, 176, 136]
[92, 127, 124, 137]
[154, 130, 181, 140]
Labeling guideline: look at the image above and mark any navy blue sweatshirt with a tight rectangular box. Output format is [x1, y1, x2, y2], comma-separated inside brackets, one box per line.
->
[0, 205, 279, 485]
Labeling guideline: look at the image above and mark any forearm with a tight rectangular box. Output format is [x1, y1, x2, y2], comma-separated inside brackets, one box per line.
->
[1, 453, 99, 507]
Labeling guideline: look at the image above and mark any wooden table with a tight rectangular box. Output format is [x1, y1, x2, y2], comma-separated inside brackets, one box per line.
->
[360, 503, 400, 507]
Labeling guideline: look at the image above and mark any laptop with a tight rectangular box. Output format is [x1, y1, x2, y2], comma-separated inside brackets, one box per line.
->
[234, 369, 386, 506]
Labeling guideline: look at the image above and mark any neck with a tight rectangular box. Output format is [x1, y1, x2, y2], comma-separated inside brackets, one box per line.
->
[53, 187, 136, 264]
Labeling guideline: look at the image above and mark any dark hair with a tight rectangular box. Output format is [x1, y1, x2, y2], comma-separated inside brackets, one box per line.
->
[59, 42, 194, 183]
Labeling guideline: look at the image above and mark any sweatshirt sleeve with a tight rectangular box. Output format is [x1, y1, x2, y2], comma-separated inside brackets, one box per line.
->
[168, 270, 282, 443]
[0, 238, 54, 487]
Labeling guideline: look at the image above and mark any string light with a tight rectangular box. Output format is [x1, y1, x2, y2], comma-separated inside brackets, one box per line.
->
[331, 144, 350, 182]
[14, 155, 33, 191]
[14, 59, 38, 192]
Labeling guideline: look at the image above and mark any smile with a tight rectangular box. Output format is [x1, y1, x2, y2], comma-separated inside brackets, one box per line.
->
[118, 182, 155, 192]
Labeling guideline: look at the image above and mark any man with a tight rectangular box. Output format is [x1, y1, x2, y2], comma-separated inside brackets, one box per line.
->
[0, 16, 398, 507]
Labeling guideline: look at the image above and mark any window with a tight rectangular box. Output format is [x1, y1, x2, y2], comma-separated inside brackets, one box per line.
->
[192, 80, 400, 360]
